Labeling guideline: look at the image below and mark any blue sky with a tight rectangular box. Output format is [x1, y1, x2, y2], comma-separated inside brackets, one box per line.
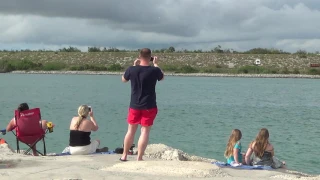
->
[0, 0, 320, 52]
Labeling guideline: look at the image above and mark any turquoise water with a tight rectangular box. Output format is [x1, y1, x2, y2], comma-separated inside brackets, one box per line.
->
[0, 74, 319, 175]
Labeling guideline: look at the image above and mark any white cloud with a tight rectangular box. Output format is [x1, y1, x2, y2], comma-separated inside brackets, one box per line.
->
[0, 0, 320, 52]
[276, 39, 320, 52]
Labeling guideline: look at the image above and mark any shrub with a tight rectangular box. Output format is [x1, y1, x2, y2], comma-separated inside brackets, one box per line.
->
[308, 69, 320, 75]
[238, 66, 260, 74]
[69, 64, 107, 71]
[237, 65, 279, 74]
[42, 62, 66, 71]
[108, 64, 123, 71]
[0, 60, 15, 72]
[162, 65, 179, 72]
[0, 60, 42, 71]
[281, 67, 290, 74]
[295, 50, 308, 58]
[215, 64, 224, 68]
[12, 60, 38, 70]
[179, 65, 199, 73]
[200, 68, 227, 73]
[292, 68, 300, 74]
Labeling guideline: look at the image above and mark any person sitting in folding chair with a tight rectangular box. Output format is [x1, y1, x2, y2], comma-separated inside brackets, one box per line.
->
[5, 103, 54, 156]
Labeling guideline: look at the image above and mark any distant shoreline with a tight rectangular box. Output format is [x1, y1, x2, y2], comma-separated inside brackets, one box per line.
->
[6, 70, 320, 79]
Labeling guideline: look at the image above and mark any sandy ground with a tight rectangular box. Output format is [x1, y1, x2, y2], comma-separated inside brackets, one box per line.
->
[0, 144, 319, 180]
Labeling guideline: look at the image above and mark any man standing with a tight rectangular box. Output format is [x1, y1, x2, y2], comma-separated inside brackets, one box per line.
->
[120, 48, 164, 161]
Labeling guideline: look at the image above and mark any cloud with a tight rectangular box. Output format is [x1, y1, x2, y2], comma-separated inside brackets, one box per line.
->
[0, 0, 320, 52]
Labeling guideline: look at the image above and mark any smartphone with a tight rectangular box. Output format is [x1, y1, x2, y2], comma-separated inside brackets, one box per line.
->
[150, 57, 154, 61]
[88, 106, 92, 112]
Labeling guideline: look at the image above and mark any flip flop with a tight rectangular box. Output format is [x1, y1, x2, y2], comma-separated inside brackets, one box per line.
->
[119, 158, 128, 162]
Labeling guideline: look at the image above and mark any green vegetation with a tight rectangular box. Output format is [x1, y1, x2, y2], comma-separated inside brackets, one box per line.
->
[0, 46, 319, 75]
[0, 60, 125, 72]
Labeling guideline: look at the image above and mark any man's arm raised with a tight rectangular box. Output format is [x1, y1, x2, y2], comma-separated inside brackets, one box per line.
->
[122, 59, 141, 82]
[153, 57, 164, 81]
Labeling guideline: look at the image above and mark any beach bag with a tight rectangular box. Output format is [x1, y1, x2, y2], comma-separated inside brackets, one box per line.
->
[272, 156, 284, 169]
[252, 152, 284, 169]
[114, 144, 135, 154]
[252, 151, 273, 166]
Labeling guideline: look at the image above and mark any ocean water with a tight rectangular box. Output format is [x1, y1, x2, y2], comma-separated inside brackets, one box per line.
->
[0, 74, 319, 175]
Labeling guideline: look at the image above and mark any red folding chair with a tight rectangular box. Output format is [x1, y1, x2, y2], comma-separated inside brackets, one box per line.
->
[13, 108, 47, 156]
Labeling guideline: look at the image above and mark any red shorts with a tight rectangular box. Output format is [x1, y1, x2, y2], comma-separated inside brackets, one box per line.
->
[127, 108, 158, 126]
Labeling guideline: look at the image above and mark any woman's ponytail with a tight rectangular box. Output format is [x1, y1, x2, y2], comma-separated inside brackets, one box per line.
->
[75, 105, 90, 129]
[74, 116, 84, 129]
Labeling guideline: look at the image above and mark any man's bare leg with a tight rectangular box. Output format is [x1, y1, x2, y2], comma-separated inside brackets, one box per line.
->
[137, 126, 151, 161]
[121, 124, 138, 161]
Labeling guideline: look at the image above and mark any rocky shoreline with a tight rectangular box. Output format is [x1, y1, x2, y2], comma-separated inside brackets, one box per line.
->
[7, 70, 320, 79]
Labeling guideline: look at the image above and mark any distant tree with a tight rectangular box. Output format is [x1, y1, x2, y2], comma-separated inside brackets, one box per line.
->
[295, 49, 307, 58]
[244, 48, 290, 54]
[21, 49, 32, 52]
[168, 46, 175, 52]
[59, 46, 81, 52]
[295, 49, 307, 54]
[193, 49, 203, 53]
[88, 47, 101, 52]
[223, 49, 231, 53]
[213, 45, 223, 53]
[102, 47, 120, 52]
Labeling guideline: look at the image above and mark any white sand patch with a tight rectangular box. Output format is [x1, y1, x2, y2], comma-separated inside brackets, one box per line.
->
[102, 144, 225, 178]
[143, 144, 216, 162]
[0, 143, 318, 180]
[0, 144, 24, 168]
[103, 160, 229, 178]
[0, 144, 15, 154]
[270, 174, 320, 180]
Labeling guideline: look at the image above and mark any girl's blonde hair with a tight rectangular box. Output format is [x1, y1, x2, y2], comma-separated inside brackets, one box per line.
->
[224, 129, 242, 158]
[252, 128, 269, 158]
[74, 105, 90, 129]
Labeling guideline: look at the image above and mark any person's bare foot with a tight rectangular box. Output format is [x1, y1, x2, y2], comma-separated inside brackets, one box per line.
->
[119, 158, 127, 162]
[120, 155, 128, 161]
[120, 153, 128, 161]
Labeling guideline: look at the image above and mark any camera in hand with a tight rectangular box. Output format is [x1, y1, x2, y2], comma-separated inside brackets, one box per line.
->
[88, 106, 92, 112]
[150, 57, 154, 61]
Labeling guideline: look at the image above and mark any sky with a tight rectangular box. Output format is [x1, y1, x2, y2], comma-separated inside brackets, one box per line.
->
[0, 0, 320, 52]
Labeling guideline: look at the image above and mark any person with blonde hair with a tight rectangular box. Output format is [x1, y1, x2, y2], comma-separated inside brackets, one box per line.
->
[224, 129, 246, 166]
[69, 105, 107, 155]
[245, 128, 285, 168]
